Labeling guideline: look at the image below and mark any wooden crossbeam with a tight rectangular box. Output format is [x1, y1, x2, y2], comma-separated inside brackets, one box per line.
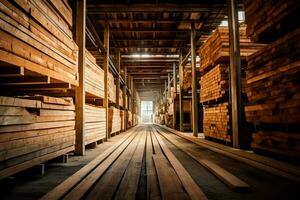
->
[0, 83, 71, 91]
[87, 4, 212, 13]
[98, 19, 203, 24]
[0, 67, 24, 77]
[0, 76, 50, 84]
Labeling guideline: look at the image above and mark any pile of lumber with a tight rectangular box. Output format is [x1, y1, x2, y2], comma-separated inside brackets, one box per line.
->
[108, 72, 116, 103]
[244, 28, 300, 158]
[203, 103, 231, 142]
[182, 68, 192, 90]
[127, 110, 133, 128]
[0, 95, 75, 179]
[120, 110, 125, 130]
[199, 26, 264, 142]
[244, 0, 299, 42]
[199, 26, 264, 73]
[119, 89, 123, 107]
[85, 104, 106, 145]
[108, 107, 122, 134]
[85, 51, 104, 98]
[200, 64, 228, 103]
[0, 0, 78, 85]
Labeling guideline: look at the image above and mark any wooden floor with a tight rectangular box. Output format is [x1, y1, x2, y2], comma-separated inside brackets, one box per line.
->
[1, 124, 299, 200]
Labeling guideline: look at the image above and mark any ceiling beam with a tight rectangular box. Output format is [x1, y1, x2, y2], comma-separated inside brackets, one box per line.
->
[87, 4, 214, 13]
[97, 19, 203, 24]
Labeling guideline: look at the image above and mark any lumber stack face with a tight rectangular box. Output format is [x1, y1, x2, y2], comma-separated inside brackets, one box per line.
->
[108, 72, 116, 103]
[119, 89, 123, 107]
[85, 51, 104, 98]
[127, 110, 133, 128]
[0, 96, 75, 179]
[200, 64, 228, 103]
[203, 103, 231, 142]
[244, 28, 300, 158]
[108, 107, 122, 134]
[199, 26, 264, 142]
[182, 68, 192, 90]
[244, 0, 300, 42]
[0, 0, 78, 85]
[85, 104, 106, 145]
[199, 26, 264, 74]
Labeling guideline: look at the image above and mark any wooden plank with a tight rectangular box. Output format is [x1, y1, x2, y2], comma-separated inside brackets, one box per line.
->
[157, 125, 300, 183]
[41, 130, 137, 200]
[152, 155, 190, 200]
[145, 129, 161, 200]
[85, 129, 143, 200]
[0, 146, 73, 179]
[158, 129, 250, 191]
[153, 129, 208, 200]
[114, 129, 147, 200]
[103, 25, 109, 139]
[62, 127, 139, 200]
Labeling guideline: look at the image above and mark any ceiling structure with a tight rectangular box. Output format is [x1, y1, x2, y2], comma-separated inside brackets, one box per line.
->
[85, 0, 230, 100]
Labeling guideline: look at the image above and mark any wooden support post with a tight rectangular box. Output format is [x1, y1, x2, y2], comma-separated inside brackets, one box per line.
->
[173, 62, 177, 129]
[228, 0, 242, 148]
[103, 25, 110, 139]
[191, 22, 198, 137]
[124, 67, 127, 130]
[132, 80, 135, 126]
[116, 51, 120, 109]
[167, 73, 171, 98]
[179, 52, 184, 132]
[75, 0, 86, 156]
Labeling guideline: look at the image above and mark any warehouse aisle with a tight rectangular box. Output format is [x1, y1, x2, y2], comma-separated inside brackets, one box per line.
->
[1, 125, 299, 200]
[35, 124, 299, 200]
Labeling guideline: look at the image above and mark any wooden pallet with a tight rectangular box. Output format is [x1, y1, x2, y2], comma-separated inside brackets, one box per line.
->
[0, 95, 75, 179]
[0, 0, 78, 86]
[244, 0, 300, 42]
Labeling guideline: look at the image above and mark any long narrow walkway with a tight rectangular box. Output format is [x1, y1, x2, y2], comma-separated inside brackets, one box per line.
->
[2, 125, 299, 200]
[39, 124, 299, 200]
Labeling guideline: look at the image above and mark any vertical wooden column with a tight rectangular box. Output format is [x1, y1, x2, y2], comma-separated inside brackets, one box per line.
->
[75, 0, 86, 156]
[116, 51, 120, 109]
[191, 22, 198, 137]
[167, 73, 171, 98]
[103, 26, 110, 139]
[179, 52, 184, 131]
[131, 79, 135, 126]
[228, 0, 242, 148]
[123, 66, 127, 130]
[173, 62, 177, 129]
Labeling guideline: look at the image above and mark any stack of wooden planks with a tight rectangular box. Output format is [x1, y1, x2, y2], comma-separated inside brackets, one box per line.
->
[127, 110, 132, 128]
[108, 72, 116, 103]
[0, 95, 75, 179]
[203, 103, 231, 142]
[85, 51, 104, 99]
[244, 28, 300, 158]
[85, 104, 106, 145]
[182, 68, 192, 90]
[244, 0, 299, 42]
[199, 26, 264, 143]
[119, 89, 123, 107]
[200, 64, 228, 103]
[199, 26, 264, 74]
[108, 107, 122, 134]
[0, 0, 78, 85]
